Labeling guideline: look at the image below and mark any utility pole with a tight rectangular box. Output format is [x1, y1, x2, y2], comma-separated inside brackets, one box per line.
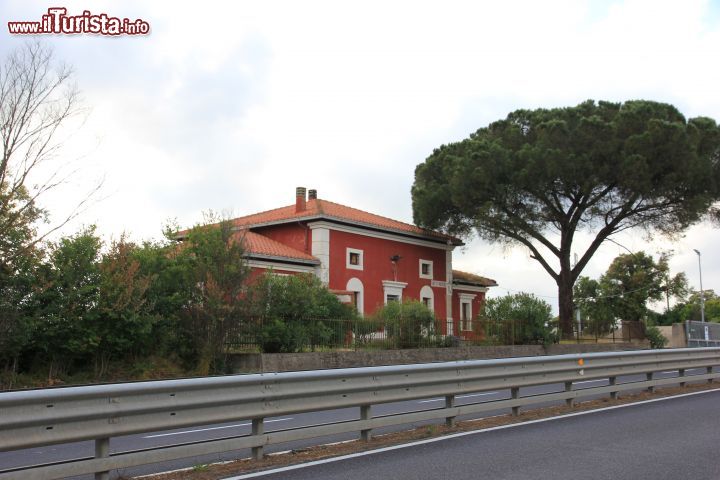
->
[693, 249, 705, 323]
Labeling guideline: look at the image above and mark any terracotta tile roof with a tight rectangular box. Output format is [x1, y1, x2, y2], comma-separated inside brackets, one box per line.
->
[233, 231, 319, 264]
[452, 269, 498, 287]
[230, 198, 462, 245]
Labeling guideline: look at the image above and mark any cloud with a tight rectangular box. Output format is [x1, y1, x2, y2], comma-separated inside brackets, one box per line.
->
[1, 0, 720, 312]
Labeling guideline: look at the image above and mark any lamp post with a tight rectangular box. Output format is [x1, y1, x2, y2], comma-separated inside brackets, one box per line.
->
[693, 249, 705, 323]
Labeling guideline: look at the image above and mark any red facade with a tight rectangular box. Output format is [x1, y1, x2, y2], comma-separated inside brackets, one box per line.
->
[185, 187, 497, 337]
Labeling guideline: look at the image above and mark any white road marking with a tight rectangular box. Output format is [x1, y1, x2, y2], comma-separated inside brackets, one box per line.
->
[223, 388, 720, 479]
[417, 391, 500, 404]
[572, 379, 608, 385]
[142, 418, 293, 439]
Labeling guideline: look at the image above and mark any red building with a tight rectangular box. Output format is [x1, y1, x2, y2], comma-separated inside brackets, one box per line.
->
[195, 187, 496, 337]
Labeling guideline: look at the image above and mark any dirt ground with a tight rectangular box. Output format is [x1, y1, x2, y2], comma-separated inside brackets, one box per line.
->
[131, 382, 719, 480]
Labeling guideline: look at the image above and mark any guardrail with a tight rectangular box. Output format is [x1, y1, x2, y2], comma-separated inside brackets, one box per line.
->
[1, 348, 719, 480]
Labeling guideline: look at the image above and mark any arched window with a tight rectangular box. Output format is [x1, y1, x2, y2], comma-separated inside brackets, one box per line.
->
[420, 285, 434, 313]
[346, 278, 364, 316]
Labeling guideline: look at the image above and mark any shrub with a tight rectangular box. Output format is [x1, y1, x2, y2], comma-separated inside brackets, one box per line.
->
[248, 273, 357, 352]
[373, 300, 435, 349]
[645, 325, 668, 349]
[480, 293, 557, 346]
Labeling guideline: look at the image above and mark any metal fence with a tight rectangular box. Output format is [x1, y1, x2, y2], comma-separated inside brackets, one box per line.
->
[1, 348, 718, 480]
[686, 320, 720, 347]
[561, 320, 645, 344]
[226, 316, 635, 353]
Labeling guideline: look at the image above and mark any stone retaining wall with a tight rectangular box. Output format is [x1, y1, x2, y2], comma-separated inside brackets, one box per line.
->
[229, 343, 644, 373]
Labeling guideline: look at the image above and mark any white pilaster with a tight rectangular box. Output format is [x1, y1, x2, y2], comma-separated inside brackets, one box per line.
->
[310, 226, 330, 285]
[446, 246, 454, 334]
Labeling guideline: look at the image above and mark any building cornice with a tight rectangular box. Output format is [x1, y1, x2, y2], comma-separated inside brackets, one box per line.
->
[307, 221, 457, 251]
[246, 259, 317, 273]
[452, 283, 489, 293]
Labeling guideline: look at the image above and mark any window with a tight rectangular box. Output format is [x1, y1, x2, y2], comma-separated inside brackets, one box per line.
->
[461, 302, 470, 331]
[459, 293, 477, 332]
[346, 248, 363, 270]
[346, 278, 364, 316]
[420, 285, 434, 313]
[419, 259, 433, 279]
[382, 280, 407, 304]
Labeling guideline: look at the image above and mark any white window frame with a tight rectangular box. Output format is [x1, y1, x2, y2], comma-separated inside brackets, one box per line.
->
[420, 285, 434, 312]
[419, 259, 433, 279]
[382, 280, 407, 304]
[346, 247, 364, 270]
[459, 293, 477, 332]
[346, 277, 364, 316]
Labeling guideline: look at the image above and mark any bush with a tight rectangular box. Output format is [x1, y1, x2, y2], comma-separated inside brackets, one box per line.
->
[373, 300, 435, 349]
[248, 273, 357, 352]
[480, 293, 557, 346]
[645, 325, 668, 349]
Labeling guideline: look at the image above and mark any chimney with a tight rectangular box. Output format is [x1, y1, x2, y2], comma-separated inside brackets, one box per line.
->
[308, 189, 317, 200]
[295, 186, 307, 212]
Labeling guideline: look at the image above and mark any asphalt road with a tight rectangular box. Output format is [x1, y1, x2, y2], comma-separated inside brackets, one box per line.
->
[240, 389, 720, 480]
[0, 368, 713, 479]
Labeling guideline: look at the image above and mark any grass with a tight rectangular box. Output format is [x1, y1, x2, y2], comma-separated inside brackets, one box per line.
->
[1, 355, 189, 391]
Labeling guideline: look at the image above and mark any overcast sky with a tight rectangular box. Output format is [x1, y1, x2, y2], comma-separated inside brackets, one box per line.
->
[2, 0, 720, 313]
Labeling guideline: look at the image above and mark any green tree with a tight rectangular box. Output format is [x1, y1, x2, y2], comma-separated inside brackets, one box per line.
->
[574, 276, 615, 335]
[479, 292, 556, 345]
[175, 217, 250, 373]
[34, 226, 102, 379]
[248, 273, 356, 353]
[678, 290, 720, 322]
[131, 238, 195, 358]
[372, 299, 435, 349]
[92, 236, 153, 377]
[0, 234, 43, 384]
[412, 100, 720, 337]
[600, 252, 681, 322]
[576, 252, 687, 328]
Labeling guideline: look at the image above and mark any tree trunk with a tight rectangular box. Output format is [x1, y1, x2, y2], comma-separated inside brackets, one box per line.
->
[558, 274, 575, 339]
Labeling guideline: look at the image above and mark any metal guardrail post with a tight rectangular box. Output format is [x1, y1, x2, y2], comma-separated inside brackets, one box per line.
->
[360, 405, 372, 441]
[708, 366, 714, 384]
[609, 376, 618, 399]
[564, 381, 574, 407]
[445, 395, 456, 427]
[94, 438, 109, 480]
[511, 387, 520, 416]
[646, 372, 654, 393]
[252, 418, 264, 460]
[679, 368, 686, 387]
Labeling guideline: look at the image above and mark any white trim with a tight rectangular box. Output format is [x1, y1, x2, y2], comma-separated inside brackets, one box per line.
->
[459, 293, 476, 332]
[308, 221, 454, 251]
[311, 227, 330, 284]
[420, 285, 434, 312]
[445, 248, 453, 326]
[382, 280, 407, 304]
[454, 285, 489, 293]
[346, 277, 364, 316]
[246, 260, 316, 274]
[419, 259, 433, 279]
[346, 247, 364, 271]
